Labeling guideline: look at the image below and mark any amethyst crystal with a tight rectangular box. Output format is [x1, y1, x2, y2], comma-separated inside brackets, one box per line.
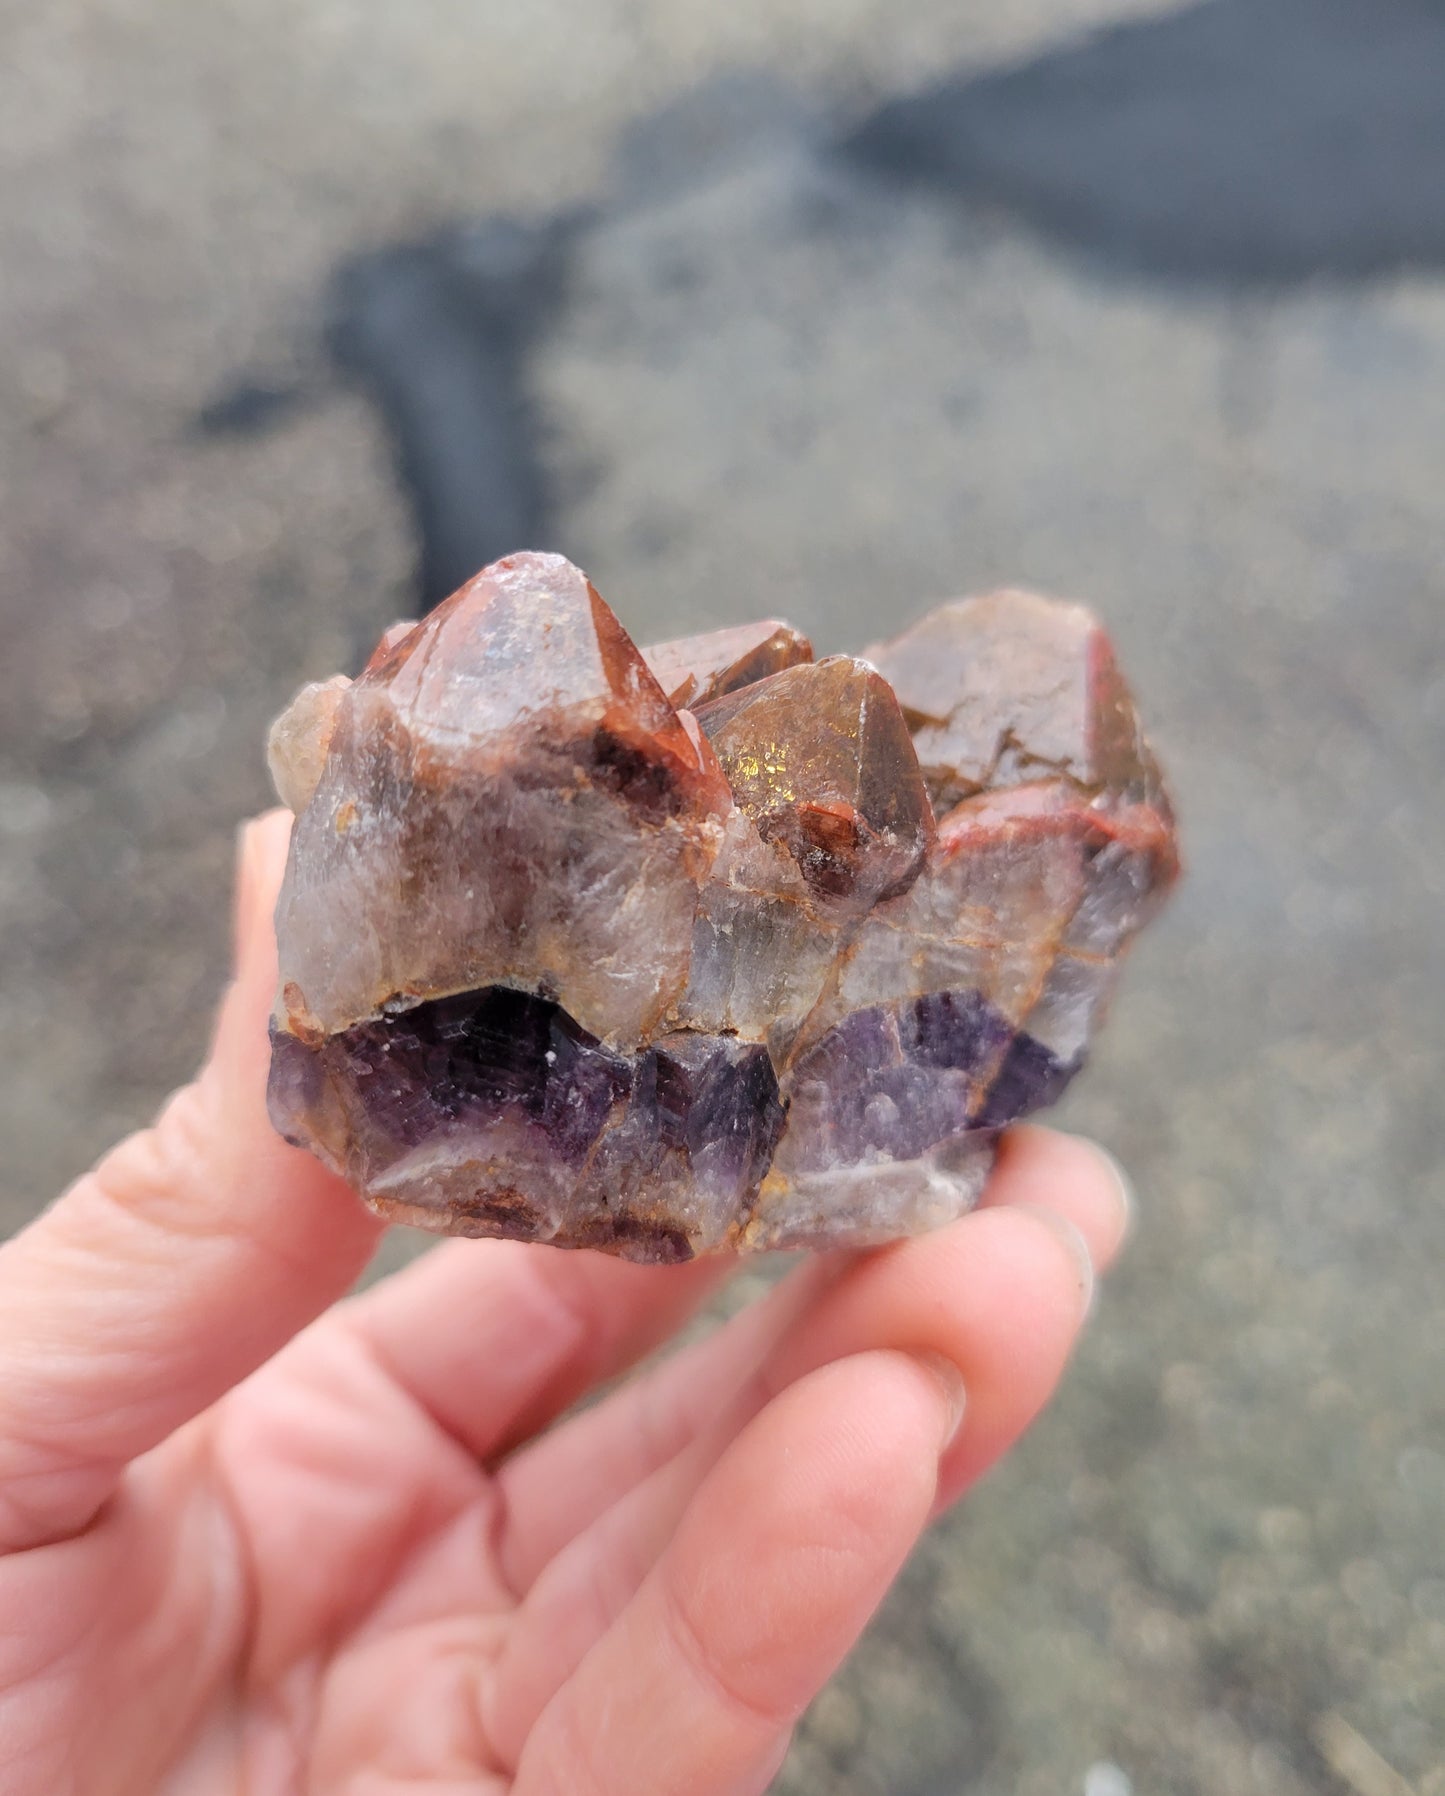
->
[267, 552, 1178, 1260]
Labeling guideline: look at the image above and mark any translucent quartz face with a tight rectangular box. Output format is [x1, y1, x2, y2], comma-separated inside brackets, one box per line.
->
[267, 551, 1179, 1261]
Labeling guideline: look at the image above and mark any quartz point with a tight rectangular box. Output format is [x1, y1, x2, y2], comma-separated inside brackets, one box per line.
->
[267, 551, 1179, 1260]
[692, 657, 934, 910]
[642, 619, 814, 710]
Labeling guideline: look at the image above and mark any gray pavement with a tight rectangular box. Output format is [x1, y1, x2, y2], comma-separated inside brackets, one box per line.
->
[2, 3, 1442, 1791]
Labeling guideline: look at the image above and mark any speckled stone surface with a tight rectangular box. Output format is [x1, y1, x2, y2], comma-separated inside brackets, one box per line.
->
[3, 2, 1443, 1790]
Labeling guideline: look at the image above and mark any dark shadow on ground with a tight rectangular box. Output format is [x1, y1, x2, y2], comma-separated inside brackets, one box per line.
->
[305, 0, 1445, 607]
[326, 219, 574, 607]
[847, 0, 1445, 285]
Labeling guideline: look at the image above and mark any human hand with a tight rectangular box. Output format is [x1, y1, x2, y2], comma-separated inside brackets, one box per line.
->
[0, 811, 1131, 1795]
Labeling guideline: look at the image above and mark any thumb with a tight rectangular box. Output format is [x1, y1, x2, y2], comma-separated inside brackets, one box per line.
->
[0, 810, 381, 1554]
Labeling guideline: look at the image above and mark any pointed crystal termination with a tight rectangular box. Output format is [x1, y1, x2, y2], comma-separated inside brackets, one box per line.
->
[694, 656, 935, 909]
[642, 619, 814, 710]
[269, 552, 731, 1052]
[267, 562, 1179, 1261]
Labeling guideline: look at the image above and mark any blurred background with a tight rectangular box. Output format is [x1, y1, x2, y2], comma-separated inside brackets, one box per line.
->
[2, 0, 1443, 1790]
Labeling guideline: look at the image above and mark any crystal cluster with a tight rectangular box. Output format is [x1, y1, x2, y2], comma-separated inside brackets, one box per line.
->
[267, 552, 1178, 1260]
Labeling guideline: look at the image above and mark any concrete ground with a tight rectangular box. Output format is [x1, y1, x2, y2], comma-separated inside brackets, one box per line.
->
[2, 2, 1442, 1791]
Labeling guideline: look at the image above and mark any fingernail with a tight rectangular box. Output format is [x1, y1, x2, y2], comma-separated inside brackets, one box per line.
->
[1092, 1141, 1136, 1249]
[1050, 1129, 1136, 1258]
[1014, 1204, 1097, 1317]
[912, 1350, 967, 1449]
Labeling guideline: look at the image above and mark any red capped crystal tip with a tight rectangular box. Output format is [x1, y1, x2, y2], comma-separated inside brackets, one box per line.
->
[266, 551, 1179, 1260]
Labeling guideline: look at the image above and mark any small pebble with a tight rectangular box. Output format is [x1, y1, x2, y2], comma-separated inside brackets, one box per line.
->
[1084, 1764, 1133, 1796]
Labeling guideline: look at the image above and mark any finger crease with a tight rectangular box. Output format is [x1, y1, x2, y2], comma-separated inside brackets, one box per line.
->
[658, 1573, 791, 1738]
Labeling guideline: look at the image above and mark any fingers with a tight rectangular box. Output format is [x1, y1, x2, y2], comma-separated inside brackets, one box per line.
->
[0, 811, 381, 1554]
[484, 1272, 844, 1764]
[979, 1122, 1133, 1268]
[498, 1125, 1125, 1590]
[488, 1181, 1102, 1748]
[769, 1204, 1091, 1510]
[510, 1350, 959, 1796]
[491, 1257, 842, 1596]
[337, 1236, 733, 1466]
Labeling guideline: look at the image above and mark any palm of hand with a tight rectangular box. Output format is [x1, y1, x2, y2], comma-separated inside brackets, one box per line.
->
[0, 814, 1126, 1795]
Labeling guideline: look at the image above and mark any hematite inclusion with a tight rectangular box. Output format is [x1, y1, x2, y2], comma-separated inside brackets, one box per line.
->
[266, 552, 1179, 1260]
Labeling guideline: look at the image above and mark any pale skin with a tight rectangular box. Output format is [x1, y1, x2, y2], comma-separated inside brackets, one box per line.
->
[0, 811, 1132, 1795]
